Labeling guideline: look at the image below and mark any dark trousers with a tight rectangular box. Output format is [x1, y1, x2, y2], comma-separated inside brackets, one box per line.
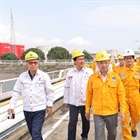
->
[68, 104, 90, 140]
[24, 109, 46, 140]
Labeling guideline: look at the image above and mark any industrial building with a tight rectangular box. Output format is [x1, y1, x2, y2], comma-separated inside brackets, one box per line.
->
[36, 46, 53, 59]
[0, 42, 25, 59]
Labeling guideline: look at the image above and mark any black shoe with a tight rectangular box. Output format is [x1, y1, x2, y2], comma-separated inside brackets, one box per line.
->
[131, 130, 137, 137]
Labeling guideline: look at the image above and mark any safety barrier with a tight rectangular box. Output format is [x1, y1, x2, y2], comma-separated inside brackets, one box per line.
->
[0, 81, 65, 136]
[0, 68, 70, 137]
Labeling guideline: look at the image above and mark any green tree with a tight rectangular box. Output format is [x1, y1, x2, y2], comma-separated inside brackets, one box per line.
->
[1, 53, 19, 60]
[47, 46, 71, 60]
[21, 48, 45, 60]
[83, 50, 93, 60]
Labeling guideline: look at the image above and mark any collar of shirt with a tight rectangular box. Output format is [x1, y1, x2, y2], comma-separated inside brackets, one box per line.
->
[28, 71, 36, 80]
[25, 69, 41, 78]
[74, 66, 85, 72]
[99, 71, 109, 82]
[124, 63, 136, 71]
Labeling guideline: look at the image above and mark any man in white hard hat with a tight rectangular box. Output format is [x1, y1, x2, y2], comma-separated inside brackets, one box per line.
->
[8, 51, 54, 140]
[117, 48, 140, 139]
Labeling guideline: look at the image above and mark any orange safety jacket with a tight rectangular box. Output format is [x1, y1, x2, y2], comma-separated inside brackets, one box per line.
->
[117, 64, 140, 98]
[117, 63, 140, 122]
[86, 71, 126, 116]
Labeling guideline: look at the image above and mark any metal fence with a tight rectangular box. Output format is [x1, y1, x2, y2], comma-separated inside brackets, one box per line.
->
[0, 60, 93, 67]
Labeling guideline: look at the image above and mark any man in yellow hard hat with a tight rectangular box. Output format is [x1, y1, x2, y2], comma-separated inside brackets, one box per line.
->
[114, 54, 125, 73]
[64, 49, 93, 140]
[85, 50, 126, 140]
[114, 56, 119, 66]
[91, 55, 116, 73]
[117, 54, 125, 67]
[135, 55, 140, 65]
[8, 51, 54, 140]
[117, 48, 140, 139]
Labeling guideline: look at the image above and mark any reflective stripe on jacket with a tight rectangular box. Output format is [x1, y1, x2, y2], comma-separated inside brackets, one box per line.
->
[117, 64, 140, 98]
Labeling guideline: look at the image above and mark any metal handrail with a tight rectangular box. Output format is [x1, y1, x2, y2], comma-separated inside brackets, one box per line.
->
[0, 68, 70, 95]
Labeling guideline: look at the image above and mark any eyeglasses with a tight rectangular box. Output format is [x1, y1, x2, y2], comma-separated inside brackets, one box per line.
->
[28, 62, 38, 65]
[125, 57, 133, 60]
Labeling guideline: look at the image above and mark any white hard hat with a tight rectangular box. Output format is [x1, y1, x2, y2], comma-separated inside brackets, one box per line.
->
[124, 48, 135, 57]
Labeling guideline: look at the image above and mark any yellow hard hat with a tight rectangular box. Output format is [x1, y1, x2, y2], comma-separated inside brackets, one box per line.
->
[135, 55, 139, 60]
[114, 56, 118, 60]
[72, 49, 85, 59]
[118, 54, 124, 59]
[95, 50, 110, 61]
[25, 51, 39, 61]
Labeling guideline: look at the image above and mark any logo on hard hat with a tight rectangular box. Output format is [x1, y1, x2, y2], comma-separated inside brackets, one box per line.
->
[101, 54, 104, 58]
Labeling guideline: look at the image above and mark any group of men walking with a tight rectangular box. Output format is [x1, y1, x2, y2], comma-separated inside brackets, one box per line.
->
[64, 48, 140, 140]
[7, 48, 140, 140]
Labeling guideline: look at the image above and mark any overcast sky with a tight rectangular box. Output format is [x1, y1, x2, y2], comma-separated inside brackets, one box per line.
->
[1, 0, 140, 54]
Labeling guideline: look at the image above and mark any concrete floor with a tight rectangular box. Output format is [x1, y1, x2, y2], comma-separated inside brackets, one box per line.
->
[2, 106, 140, 140]
[45, 109, 140, 140]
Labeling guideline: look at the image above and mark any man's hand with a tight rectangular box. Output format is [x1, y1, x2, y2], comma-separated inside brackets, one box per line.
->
[46, 107, 52, 116]
[7, 109, 15, 115]
[65, 104, 69, 109]
[7, 109, 15, 119]
[120, 113, 125, 122]
[85, 113, 90, 121]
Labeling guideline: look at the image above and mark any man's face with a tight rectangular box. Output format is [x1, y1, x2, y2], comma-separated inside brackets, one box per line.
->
[26, 60, 39, 71]
[74, 56, 85, 68]
[97, 60, 110, 73]
[124, 56, 134, 67]
[119, 59, 125, 67]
